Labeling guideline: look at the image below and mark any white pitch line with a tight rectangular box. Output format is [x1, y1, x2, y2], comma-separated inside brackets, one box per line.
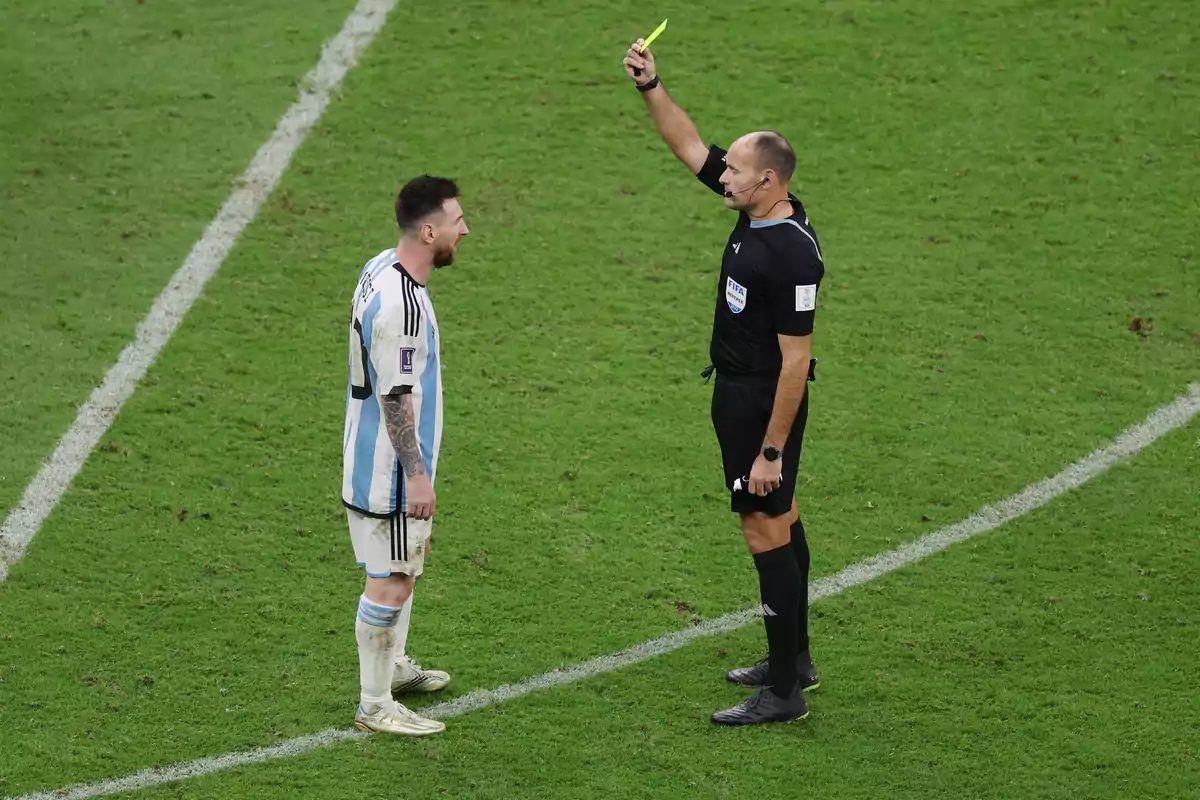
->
[0, 0, 399, 584]
[10, 383, 1198, 800]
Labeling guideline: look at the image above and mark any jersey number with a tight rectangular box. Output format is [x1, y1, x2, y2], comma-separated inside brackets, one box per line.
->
[350, 318, 373, 400]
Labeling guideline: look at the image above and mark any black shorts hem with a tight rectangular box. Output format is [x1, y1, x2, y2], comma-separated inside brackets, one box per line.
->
[730, 489, 797, 517]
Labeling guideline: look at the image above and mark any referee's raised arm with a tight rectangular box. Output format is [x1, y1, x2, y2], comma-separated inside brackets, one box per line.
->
[623, 39, 708, 175]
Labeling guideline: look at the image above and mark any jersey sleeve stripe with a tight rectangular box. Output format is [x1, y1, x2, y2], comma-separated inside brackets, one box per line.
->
[403, 278, 423, 337]
[781, 219, 824, 263]
[749, 218, 824, 263]
[400, 278, 412, 337]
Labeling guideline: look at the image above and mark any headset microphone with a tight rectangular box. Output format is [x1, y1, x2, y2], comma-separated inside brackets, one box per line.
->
[723, 177, 768, 198]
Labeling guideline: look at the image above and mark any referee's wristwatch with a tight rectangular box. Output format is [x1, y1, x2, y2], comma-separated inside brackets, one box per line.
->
[762, 446, 781, 462]
[636, 74, 661, 92]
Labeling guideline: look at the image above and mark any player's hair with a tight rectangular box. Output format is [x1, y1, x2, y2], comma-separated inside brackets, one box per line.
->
[395, 175, 460, 232]
[752, 131, 796, 184]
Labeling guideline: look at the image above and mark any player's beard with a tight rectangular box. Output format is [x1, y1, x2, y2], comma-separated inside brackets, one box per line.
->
[433, 242, 455, 268]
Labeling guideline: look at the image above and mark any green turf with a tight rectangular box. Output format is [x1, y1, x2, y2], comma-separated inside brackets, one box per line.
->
[0, 0, 358, 513]
[73, 415, 1200, 800]
[0, 0, 1197, 796]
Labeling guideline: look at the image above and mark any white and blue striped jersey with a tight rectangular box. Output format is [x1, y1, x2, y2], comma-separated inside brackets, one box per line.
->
[342, 249, 443, 517]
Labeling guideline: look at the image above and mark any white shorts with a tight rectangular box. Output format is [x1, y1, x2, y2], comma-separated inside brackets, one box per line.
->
[347, 509, 431, 578]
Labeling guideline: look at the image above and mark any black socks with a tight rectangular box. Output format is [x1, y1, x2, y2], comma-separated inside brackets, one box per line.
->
[791, 518, 811, 655]
[752, 543, 802, 697]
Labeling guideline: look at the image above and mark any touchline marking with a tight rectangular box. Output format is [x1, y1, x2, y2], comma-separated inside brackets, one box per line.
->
[0, 0, 398, 584]
[10, 384, 1198, 800]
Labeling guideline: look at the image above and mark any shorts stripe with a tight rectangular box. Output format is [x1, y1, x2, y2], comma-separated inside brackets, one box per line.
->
[390, 515, 399, 562]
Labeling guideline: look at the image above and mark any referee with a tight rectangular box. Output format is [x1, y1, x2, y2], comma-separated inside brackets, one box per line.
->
[624, 40, 825, 726]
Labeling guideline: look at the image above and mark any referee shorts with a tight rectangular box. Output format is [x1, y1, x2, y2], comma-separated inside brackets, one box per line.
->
[348, 509, 431, 579]
[710, 371, 810, 517]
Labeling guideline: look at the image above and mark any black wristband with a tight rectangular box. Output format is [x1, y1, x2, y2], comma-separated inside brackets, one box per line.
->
[636, 75, 661, 93]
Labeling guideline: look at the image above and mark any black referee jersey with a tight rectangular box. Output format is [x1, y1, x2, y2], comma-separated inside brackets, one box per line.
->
[696, 144, 825, 377]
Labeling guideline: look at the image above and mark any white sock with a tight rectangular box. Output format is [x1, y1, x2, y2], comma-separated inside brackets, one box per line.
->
[393, 592, 414, 666]
[356, 595, 402, 712]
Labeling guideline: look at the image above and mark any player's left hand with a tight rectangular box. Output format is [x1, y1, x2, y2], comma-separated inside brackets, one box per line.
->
[748, 454, 783, 497]
[405, 473, 436, 520]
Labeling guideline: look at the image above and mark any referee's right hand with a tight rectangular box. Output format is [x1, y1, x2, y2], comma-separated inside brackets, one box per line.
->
[406, 473, 436, 520]
[623, 39, 658, 86]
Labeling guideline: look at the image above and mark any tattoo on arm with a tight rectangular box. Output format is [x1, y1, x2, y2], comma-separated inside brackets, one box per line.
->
[381, 393, 426, 478]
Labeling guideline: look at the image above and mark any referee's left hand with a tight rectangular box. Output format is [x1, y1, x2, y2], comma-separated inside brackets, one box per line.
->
[623, 39, 657, 86]
[748, 455, 783, 497]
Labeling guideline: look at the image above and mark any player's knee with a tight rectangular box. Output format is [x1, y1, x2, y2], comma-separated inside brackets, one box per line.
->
[364, 573, 414, 607]
[740, 513, 791, 554]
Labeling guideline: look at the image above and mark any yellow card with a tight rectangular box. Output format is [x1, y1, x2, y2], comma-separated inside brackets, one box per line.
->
[639, 18, 668, 52]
